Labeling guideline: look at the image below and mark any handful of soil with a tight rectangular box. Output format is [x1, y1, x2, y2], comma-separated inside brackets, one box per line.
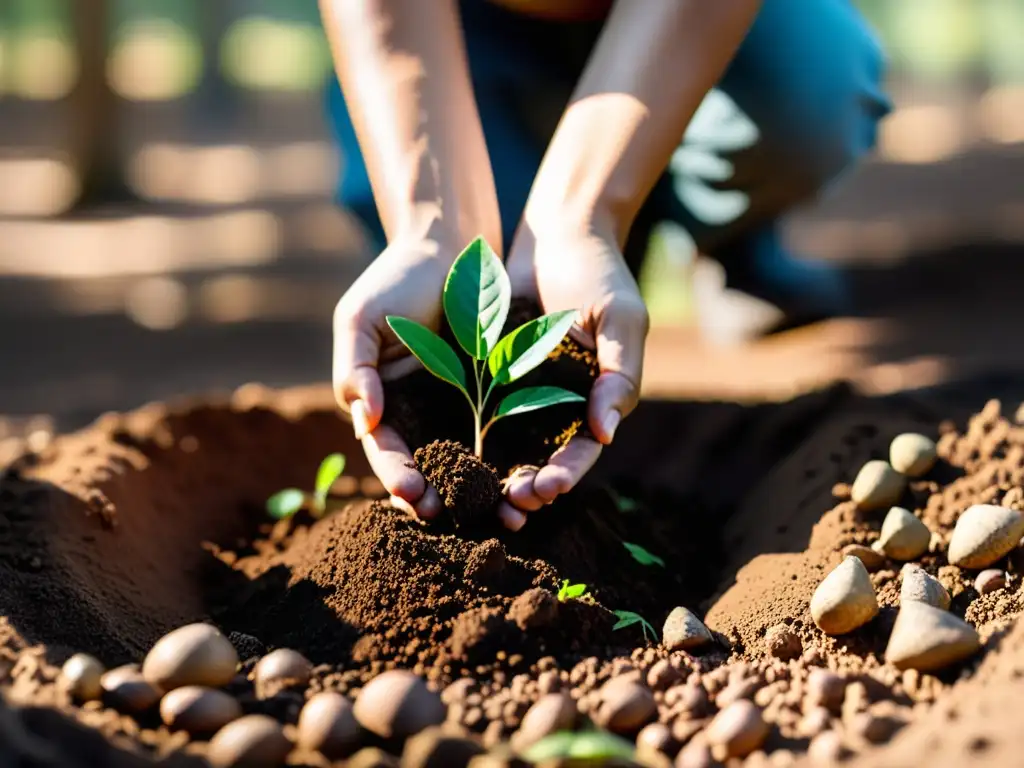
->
[414, 440, 501, 528]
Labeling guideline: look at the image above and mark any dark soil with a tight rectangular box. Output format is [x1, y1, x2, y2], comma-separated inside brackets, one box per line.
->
[414, 440, 502, 527]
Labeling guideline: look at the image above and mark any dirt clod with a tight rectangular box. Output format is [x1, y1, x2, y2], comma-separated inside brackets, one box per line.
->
[415, 440, 502, 527]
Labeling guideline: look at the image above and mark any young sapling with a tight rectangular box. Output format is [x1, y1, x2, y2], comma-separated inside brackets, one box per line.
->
[557, 580, 591, 602]
[266, 452, 346, 520]
[385, 236, 585, 459]
[623, 542, 665, 567]
[612, 610, 658, 643]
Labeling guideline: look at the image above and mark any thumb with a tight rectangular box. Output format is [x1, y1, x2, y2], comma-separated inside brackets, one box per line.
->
[332, 311, 385, 440]
[588, 297, 649, 445]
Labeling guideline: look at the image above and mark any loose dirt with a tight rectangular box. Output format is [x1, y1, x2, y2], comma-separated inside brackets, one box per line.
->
[4, 373, 1024, 766]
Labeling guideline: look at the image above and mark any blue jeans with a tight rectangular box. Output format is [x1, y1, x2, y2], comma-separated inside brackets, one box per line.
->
[325, 0, 891, 303]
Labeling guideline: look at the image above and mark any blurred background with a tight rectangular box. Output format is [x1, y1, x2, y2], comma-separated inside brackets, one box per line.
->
[1, 0, 1024, 445]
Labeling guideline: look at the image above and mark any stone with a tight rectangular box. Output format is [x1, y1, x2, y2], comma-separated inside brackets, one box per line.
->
[884, 602, 981, 672]
[900, 564, 951, 610]
[511, 693, 576, 750]
[889, 433, 937, 477]
[297, 691, 360, 758]
[705, 700, 769, 760]
[851, 461, 904, 511]
[160, 686, 241, 735]
[253, 648, 312, 696]
[975, 569, 1007, 595]
[347, 747, 400, 768]
[636, 722, 675, 756]
[646, 659, 682, 691]
[840, 544, 886, 572]
[810, 556, 879, 635]
[764, 624, 802, 660]
[101, 665, 161, 713]
[849, 711, 904, 744]
[401, 727, 485, 768]
[59, 653, 104, 702]
[662, 607, 713, 652]
[807, 731, 847, 764]
[142, 623, 238, 691]
[877, 507, 931, 561]
[948, 505, 1024, 569]
[797, 707, 832, 737]
[353, 670, 445, 740]
[595, 678, 656, 735]
[806, 669, 846, 712]
[207, 714, 291, 767]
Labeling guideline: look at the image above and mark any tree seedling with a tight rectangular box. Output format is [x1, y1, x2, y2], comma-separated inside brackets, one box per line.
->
[266, 452, 346, 520]
[612, 610, 658, 643]
[557, 579, 591, 602]
[623, 542, 665, 567]
[385, 236, 585, 458]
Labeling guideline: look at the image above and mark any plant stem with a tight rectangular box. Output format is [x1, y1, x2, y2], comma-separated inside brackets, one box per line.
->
[473, 359, 485, 458]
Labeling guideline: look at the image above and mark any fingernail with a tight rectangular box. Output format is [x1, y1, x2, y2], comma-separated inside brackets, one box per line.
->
[351, 400, 370, 439]
[498, 504, 527, 532]
[602, 410, 621, 443]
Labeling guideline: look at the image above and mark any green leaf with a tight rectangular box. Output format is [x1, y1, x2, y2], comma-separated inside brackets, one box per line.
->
[566, 731, 636, 760]
[443, 237, 511, 360]
[266, 489, 305, 519]
[612, 610, 658, 643]
[558, 579, 589, 602]
[494, 386, 585, 421]
[623, 541, 665, 567]
[488, 309, 577, 384]
[385, 316, 468, 393]
[313, 453, 346, 508]
[521, 732, 576, 761]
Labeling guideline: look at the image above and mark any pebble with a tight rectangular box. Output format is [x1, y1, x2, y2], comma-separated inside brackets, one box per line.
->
[636, 722, 675, 756]
[142, 623, 239, 691]
[101, 664, 161, 713]
[849, 711, 903, 744]
[160, 686, 241, 734]
[207, 714, 292, 768]
[662, 607, 713, 652]
[675, 737, 713, 768]
[877, 507, 931, 561]
[347, 747, 400, 768]
[511, 693, 576, 750]
[884, 602, 981, 671]
[948, 504, 1024, 569]
[401, 727, 485, 768]
[668, 684, 710, 719]
[764, 624, 802, 660]
[810, 556, 879, 635]
[647, 659, 682, 691]
[253, 648, 312, 694]
[59, 653, 104, 701]
[851, 460, 905, 511]
[975, 569, 1007, 594]
[889, 433, 937, 477]
[296, 691, 360, 758]
[705, 700, 769, 760]
[353, 670, 445, 739]
[807, 730, 847, 764]
[900, 564, 950, 610]
[806, 669, 846, 712]
[595, 678, 657, 734]
[797, 706, 832, 737]
[840, 543, 886, 572]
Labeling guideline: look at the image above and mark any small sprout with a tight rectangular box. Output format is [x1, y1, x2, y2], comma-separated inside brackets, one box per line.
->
[386, 237, 585, 458]
[613, 493, 640, 513]
[523, 729, 635, 762]
[623, 542, 665, 568]
[558, 580, 590, 602]
[612, 610, 658, 644]
[265, 453, 347, 520]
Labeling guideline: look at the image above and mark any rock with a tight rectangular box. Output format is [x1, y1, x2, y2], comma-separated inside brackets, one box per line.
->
[810, 556, 879, 635]
[806, 670, 846, 712]
[347, 747, 400, 768]
[667, 684, 710, 719]
[101, 665, 161, 713]
[851, 461, 904, 511]
[59, 653, 104, 701]
[948, 505, 1024, 569]
[646, 659, 683, 691]
[207, 714, 291, 767]
[975, 569, 1007, 594]
[662, 607, 713, 652]
[297, 691, 360, 758]
[764, 624, 802, 660]
[849, 711, 903, 744]
[889, 433, 937, 477]
[900, 564, 950, 609]
[507, 588, 558, 631]
[636, 722, 675, 756]
[253, 648, 312, 696]
[840, 544, 886, 572]
[142, 623, 239, 691]
[401, 727, 485, 768]
[705, 700, 769, 759]
[160, 685, 241, 734]
[877, 507, 931, 561]
[511, 693, 576, 750]
[884, 602, 981, 671]
[353, 670, 445, 740]
[807, 731, 847, 764]
[797, 707, 831, 737]
[595, 678, 657, 735]
[675, 737, 714, 768]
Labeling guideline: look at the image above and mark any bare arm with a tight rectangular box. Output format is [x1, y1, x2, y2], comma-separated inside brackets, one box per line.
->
[523, 0, 763, 245]
[319, 0, 501, 248]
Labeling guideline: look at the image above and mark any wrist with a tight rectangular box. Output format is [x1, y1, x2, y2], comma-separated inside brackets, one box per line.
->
[522, 195, 627, 248]
[391, 202, 502, 260]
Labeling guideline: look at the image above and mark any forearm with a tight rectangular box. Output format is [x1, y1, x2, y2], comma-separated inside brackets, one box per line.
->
[319, 0, 501, 249]
[523, 0, 762, 246]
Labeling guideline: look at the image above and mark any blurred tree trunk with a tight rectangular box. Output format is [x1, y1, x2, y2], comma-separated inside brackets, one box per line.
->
[67, 0, 133, 210]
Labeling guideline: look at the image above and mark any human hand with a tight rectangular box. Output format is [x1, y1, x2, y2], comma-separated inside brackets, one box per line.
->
[332, 232, 460, 521]
[498, 225, 649, 528]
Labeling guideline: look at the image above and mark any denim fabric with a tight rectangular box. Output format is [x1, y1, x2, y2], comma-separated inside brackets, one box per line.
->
[324, 0, 891, 277]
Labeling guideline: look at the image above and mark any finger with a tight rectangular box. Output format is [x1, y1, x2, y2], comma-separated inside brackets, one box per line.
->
[497, 501, 527, 531]
[361, 424, 425, 505]
[588, 372, 637, 445]
[389, 487, 441, 521]
[505, 223, 539, 298]
[333, 312, 385, 438]
[504, 466, 546, 513]
[533, 437, 603, 501]
[590, 298, 649, 443]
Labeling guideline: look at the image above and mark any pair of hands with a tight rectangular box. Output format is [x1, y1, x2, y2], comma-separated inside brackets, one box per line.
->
[332, 226, 649, 530]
